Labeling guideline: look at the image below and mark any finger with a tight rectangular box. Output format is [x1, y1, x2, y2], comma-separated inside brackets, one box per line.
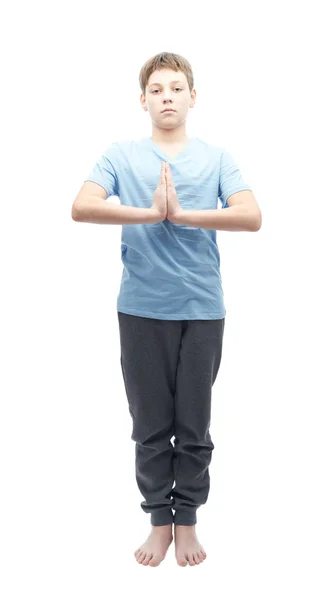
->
[166, 166, 173, 185]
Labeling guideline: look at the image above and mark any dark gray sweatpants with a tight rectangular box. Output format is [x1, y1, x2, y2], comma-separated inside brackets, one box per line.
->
[117, 311, 225, 527]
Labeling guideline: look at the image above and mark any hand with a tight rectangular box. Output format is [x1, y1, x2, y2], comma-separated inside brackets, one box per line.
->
[151, 161, 168, 221]
[165, 163, 183, 222]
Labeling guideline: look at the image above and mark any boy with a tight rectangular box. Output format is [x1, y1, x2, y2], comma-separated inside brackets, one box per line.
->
[72, 51, 262, 567]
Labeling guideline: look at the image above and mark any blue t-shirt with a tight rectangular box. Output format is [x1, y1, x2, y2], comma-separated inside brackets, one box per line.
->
[84, 136, 252, 320]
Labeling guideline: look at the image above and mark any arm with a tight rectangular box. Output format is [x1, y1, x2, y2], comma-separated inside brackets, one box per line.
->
[72, 197, 160, 225]
[170, 190, 262, 232]
[71, 182, 160, 225]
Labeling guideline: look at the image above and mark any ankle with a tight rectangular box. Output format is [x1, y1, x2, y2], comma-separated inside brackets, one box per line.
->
[152, 524, 172, 532]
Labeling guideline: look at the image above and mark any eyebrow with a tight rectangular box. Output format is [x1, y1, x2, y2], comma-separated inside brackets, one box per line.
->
[148, 80, 185, 87]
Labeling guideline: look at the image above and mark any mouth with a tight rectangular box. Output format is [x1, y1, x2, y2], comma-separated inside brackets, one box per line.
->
[162, 109, 176, 113]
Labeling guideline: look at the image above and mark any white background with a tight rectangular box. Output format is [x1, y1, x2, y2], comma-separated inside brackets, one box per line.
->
[1, 0, 335, 597]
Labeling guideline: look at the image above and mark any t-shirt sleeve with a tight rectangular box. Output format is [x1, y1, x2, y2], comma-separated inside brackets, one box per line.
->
[84, 143, 119, 198]
[218, 149, 252, 208]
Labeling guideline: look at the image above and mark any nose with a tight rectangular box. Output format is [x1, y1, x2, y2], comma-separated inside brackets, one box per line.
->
[163, 90, 173, 102]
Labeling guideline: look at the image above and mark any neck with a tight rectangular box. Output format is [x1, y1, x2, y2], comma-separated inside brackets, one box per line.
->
[151, 124, 189, 145]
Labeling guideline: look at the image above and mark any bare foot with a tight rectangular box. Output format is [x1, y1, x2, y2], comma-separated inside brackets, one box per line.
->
[134, 524, 173, 566]
[174, 524, 207, 566]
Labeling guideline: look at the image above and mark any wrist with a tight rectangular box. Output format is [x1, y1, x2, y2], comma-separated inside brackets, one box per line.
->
[150, 208, 165, 223]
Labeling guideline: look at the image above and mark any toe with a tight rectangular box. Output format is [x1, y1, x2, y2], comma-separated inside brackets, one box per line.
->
[177, 554, 188, 566]
[193, 553, 201, 565]
[142, 553, 153, 565]
[136, 551, 145, 563]
[188, 553, 196, 566]
[148, 555, 161, 567]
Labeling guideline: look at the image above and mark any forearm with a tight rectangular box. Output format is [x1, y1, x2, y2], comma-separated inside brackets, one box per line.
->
[72, 197, 160, 225]
[173, 205, 260, 231]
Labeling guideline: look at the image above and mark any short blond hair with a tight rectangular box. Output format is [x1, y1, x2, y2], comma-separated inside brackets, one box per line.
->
[139, 51, 194, 96]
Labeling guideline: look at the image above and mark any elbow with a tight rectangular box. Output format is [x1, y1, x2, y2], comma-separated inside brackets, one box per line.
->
[71, 202, 82, 222]
[251, 211, 262, 231]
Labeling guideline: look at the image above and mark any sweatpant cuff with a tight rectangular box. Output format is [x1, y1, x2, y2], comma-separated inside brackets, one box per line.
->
[150, 508, 174, 526]
[174, 509, 197, 526]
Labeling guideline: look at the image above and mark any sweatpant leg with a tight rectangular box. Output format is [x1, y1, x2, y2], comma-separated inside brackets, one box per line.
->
[172, 318, 225, 526]
[117, 311, 182, 526]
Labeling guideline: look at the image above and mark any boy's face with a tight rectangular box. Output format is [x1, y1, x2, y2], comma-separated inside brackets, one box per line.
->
[140, 69, 196, 130]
